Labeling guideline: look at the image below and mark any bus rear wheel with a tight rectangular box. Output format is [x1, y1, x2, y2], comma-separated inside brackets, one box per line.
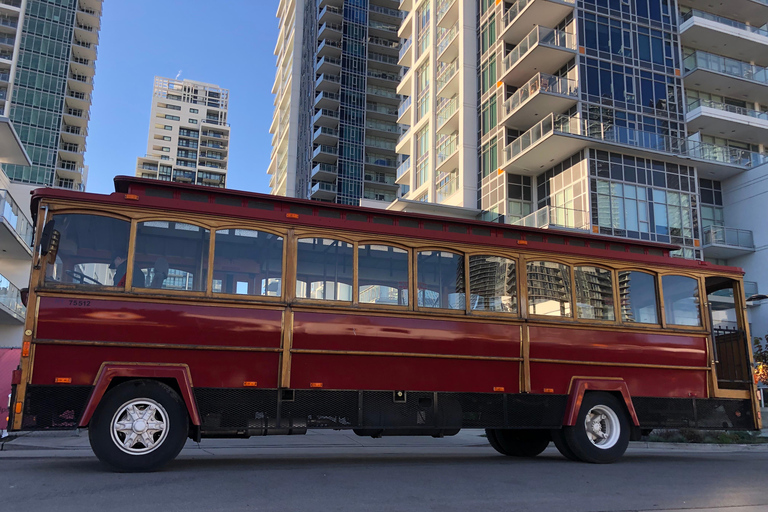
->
[562, 392, 630, 464]
[89, 380, 189, 472]
[485, 429, 550, 457]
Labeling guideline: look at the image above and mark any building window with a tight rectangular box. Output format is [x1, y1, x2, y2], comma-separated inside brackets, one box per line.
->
[480, 138, 497, 178]
[164, 114, 180, 121]
[480, 54, 496, 94]
[481, 95, 497, 135]
[188, 119, 198, 124]
[190, 108, 199, 113]
[480, 14, 495, 54]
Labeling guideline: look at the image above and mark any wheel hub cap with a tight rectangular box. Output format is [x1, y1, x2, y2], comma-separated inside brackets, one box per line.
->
[110, 398, 169, 456]
[584, 404, 620, 450]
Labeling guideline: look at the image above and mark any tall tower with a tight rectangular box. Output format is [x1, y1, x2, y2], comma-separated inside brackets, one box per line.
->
[269, 0, 405, 207]
[2, 0, 103, 191]
[135, 77, 230, 188]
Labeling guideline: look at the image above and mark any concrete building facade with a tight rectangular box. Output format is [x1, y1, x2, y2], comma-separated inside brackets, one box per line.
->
[1, 0, 102, 192]
[135, 77, 230, 188]
[268, 0, 405, 207]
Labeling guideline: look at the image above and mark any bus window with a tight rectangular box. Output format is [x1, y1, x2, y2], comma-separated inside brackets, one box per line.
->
[417, 251, 465, 310]
[469, 255, 517, 313]
[296, 238, 353, 301]
[44, 214, 130, 287]
[619, 271, 658, 324]
[134, 221, 210, 291]
[574, 266, 615, 321]
[213, 229, 283, 296]
[358, 244, 409, 305]
[527, 261, 572, 317]
[662, 275, 702, 327]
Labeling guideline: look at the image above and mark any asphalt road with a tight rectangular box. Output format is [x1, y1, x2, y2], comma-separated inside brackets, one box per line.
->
[2, 430, 767, 512]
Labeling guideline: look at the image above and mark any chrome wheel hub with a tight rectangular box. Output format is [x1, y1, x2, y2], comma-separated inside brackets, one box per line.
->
[584, 404, 620, 450]
[110, 398, 169, 455]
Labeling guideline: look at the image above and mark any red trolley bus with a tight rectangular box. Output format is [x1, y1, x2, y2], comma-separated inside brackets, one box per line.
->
[7, 176, 762, 470]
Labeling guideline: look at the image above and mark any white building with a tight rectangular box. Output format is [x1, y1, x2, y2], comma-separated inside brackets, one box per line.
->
[136, 77, 230, 188]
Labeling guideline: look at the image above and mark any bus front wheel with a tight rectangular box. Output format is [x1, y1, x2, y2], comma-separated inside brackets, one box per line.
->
[562, 392, 630, 464]
[485, 429, 550, 457]
[89, 380, 189, 472]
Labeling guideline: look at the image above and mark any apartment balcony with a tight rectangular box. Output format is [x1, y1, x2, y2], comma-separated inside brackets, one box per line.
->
[67, 72, 94, 93]
[0, 71, 9, 84]
[680, 9, 768, 66]
[687, 98, 768, 144]
[201, 130, 228, 140]
[364, 174, 399, 191]
[66, 89, 90, 109]
[435, 134, 459, 172]
[500, 27, 577, 87]
[369, 4, 404, 23]
[683, 49, 768, 104]
[500, 0, 575, 44]
[367, 67, 400, 87]
[367, 84, 401, 104]
[398, 8, 413, 38]
[56, 160, 85, 181]
[319, 0, 342, 8]
[0, 15, 17, 30]
[313, 144, 338, 164]
[0, 272, 25, 324]
[365, 119, 400, 138]
[315, 90, 340, 110]
[368, 35, 400, 55]
[436, 0, 458, 29]
[436, 60, 459, 98]
[396, 127, 411, 154]
[76, 7, 101, 32]
[315, 55, 341, 75]
[398, 37, 413, 67]
[396, 66, 413, 96]
[313, 125, 339, 145]
[311, 162, 338, 182]
[397, 95, 412, 124]
[318, 21, 342, 42]
[436, 96, 459, 135]
[59, 141, 84, 163]
[317, 38, 342, 59]
[316, 73, 341, 93]
[396, 156, 411, 184]
[61, 123, 86, 144]
[70, 56, 95, 78]
[63, 107, 88, 127]
[72, 39, 97, 61]
[435, 174, 459, 203]
[310, 181, 337, 200]
[701, 225, 755, 259]
[365, 153, 397, 171]
[679, 0, 768, 27]
[77, 1, 102, 24]
[0, 34, 15, 48]
[368, 51, 400, 72]
[510, 205, 590, 231]
[1, 189, 33, 259]
[366, 101, 398, 120]
[501, 73, 578, 130]
[75, 21, 98, 44]
[399, 0, 413, 13]
[318, 4, 342, 25]
[436, 23, 459, 63]
[313, 108, 340, 128]
[501, 113, 767, 178]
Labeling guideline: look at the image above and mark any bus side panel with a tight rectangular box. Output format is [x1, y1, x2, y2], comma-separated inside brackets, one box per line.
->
[528, 325, 708, 398]
[291, 312, 521, 393]
[36, 297, 283, 349]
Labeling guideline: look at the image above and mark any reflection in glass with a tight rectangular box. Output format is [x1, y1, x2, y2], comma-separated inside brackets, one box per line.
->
[527, 261, 571, 317]
[619, 271, 658, 324]
[417, 251, 465, 309]
[213, 229, 283, 296]
[358, 245, 409, 305]
[662, 275, 701, 326]
[296, 238, 353, 301]
[469, 255, 517, 313]
[575, 266, 615, 320]
[134, 221, 210, 291]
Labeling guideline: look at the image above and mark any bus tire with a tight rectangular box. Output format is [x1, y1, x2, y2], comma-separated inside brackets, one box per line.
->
[550, 428, 580, 461]
[88, 380, 189, 472]
[486, 429, 549, 457]
[562, 392, 630, 464]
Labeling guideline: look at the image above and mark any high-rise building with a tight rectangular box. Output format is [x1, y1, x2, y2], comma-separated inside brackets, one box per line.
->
[394, 0, 768, 333]
[135, 77, 230, 188]
[268, 0, 405, 206]
[1, 0, 103, 191]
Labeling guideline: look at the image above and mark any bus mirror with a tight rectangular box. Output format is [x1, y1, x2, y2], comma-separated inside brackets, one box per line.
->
[20, 288, 28, 307]
[39, 220, 59, 256]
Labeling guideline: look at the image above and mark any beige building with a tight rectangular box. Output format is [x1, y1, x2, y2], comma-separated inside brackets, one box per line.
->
[136, 77, 230, 188]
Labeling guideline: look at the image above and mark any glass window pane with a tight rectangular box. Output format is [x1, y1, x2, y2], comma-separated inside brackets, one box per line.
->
[296, 238, 353, 301]
[358, 244, 409, 305]
[417, 251, 465, 309]
[575, 266, 615, 320]
[662, 275, 701, 326]
[44, 214, 131, 287]
[619, 271, 658, 324]
[527, 261, 572, 317]
[469, 255, 517, 313]
[134, 221, 210, 291]
[213, 229, 283, 296]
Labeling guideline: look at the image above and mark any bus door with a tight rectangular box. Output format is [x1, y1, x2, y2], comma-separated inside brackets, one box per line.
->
[705, 277, 752, 391]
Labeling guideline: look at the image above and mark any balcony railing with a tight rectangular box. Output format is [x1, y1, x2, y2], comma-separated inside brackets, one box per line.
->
[504, 113, 768, 168]
[436, 97, 458, 127]
[436, 23, 459, 55]
[0, 35, 15, 46]
[688, 98, 768, 122]
[399, 38, 412, 61]
[436, 60, 459, 90]
[510, 205, 590, 231]
[0, 16, 18, 29]
[397, 96, 412, 118]
[0, 272, 25, 321]
[369, 4, 404, 18]
[365, 154, 397, 167]
[367, 85, 400, 100]
[503, 73, 578, 117]
[436, 0, 457, 25]
[312, 182, 336, 193]
[436, 174, 458, 202]
[680, 9, 768, 38]
[366, 119, 400, 134]
[367, 69, 399, 82]
[367, 102, 398, 116]
[436, 134, 458, 167]
[397, 156, 411, 179]
[502, 27, 576, 73]
[369, 52, 398, 65]
[702, 225, 755, 250]
[1, 189, 33, 247]
[684, 49, 768, 85]
[503, 0, 575, 30]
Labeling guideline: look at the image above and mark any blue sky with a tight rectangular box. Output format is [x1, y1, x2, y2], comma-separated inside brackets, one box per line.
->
[85, 0, 281, 195]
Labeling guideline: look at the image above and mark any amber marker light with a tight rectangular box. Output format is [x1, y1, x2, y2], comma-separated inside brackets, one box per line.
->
[310, 382, 323, 388]
[286, 213, 299, 219]
[21, 341, 30, 357]
[517, 240, 528, 245]
[544, 388, 555, 393]
[124, 194, 139, 201]
[15, 402, 22, 414]
[243, 381, 257, 387]
[55, 377, 72, 384]
[493, 387, 505, 392]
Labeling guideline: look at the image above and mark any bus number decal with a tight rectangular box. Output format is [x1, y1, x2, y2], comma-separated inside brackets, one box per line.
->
[69, 300, 91, 307]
